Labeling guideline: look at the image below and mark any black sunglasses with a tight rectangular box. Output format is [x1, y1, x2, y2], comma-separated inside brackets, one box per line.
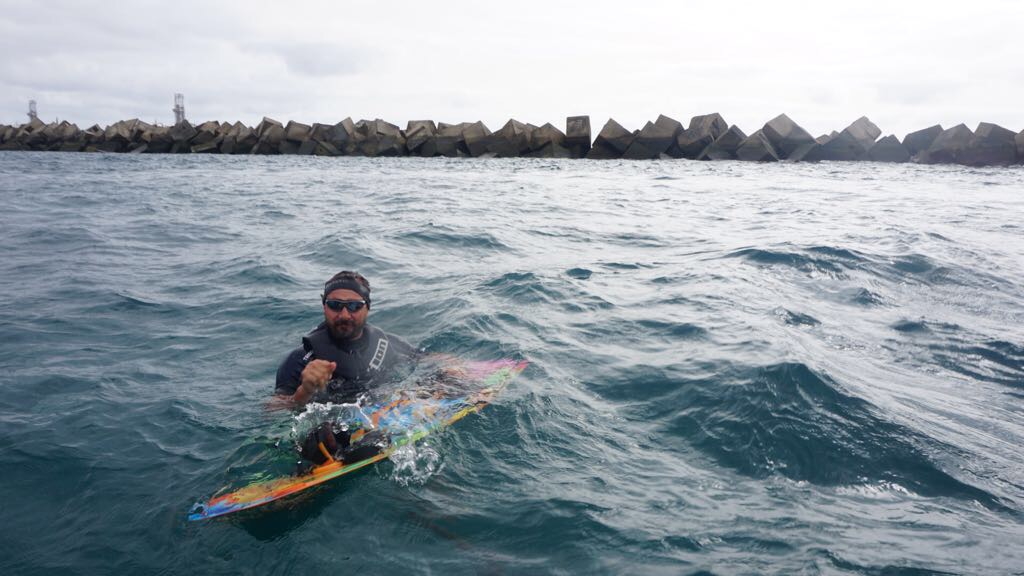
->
[324, 299, 367, 313]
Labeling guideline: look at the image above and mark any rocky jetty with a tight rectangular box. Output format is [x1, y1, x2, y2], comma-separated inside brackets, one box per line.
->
[587, 119, 633, 159]
[915, 124, 974, 164]
[867, 135, 911, 163]
[0, 113, 1020, 166]
[902, 125, 943, 158]
[736, 131, 779, 162]
[565, 116, 591, 158]
[677, 114, 729, 160]
[960, 123, 1018, 167]
[698, 125, 747, 160]
[623, 115, 682, 160]
[762, 114, 816, 160]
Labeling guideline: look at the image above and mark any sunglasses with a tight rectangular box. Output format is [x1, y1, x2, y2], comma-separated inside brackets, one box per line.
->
[324, 299, 367, 313]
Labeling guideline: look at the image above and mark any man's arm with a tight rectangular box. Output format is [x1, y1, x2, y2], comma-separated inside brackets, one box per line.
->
[274, 348, 336, 406]
[274, 348, 306, 396]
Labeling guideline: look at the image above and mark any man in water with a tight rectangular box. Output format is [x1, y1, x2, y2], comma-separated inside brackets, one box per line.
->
[275, 270, 418, 405]
[276, 271, 418, 464]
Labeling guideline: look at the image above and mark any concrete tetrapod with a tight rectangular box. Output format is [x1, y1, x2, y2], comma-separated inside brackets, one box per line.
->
[867, 135, 911, 163]
[959, 122, 1017, 167]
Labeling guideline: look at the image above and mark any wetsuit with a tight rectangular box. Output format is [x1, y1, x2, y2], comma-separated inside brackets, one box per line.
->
[275, 322, 418, 403]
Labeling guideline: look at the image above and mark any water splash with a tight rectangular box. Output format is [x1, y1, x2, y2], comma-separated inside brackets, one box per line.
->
[290, 398, 372, 442]
[388, 436, 444, 487]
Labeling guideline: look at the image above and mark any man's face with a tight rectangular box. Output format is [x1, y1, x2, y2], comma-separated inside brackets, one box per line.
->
[323, 288, 369, 341]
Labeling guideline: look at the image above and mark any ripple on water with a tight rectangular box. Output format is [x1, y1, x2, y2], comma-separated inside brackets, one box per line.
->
[395, 225, 511, 251]
[772, 307, 821, 327]
[933, 339, 1024, 390]
[479, 271, 612, 313]
[566, 267, 592, 280]
[212, 257, 300, 287]
[592, 361, 1008, 510]
[723, 246, 849, 277]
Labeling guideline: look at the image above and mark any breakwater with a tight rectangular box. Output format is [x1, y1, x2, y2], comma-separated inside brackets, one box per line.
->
[2, 113, 1022, 167]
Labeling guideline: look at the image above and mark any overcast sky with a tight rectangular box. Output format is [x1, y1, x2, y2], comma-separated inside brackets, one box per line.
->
[1, 0, 1021, 138]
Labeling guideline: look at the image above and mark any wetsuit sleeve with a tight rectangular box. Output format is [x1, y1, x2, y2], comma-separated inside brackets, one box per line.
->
[274, 347, 309, 396]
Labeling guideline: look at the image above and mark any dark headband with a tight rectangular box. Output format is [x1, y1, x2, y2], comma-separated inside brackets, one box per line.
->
[322, 277, 371, 306]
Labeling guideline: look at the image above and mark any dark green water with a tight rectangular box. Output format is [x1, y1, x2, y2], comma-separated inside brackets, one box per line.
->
[1, 152, 1022, 575]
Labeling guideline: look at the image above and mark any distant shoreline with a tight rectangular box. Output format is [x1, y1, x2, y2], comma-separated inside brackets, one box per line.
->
[2, 114, 1021, 167]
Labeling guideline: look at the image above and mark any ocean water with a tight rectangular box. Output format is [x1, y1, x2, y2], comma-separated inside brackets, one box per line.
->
[1, 151, 1022, 575]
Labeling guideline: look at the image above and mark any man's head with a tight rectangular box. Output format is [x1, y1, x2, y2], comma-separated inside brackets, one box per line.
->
[321, 270, 371, 341]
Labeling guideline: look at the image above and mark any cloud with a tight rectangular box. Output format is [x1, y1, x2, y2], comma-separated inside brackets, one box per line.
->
[273, 42, 365, 78]
[0, 0, 1021, 136]
[238, 40, 366, 78]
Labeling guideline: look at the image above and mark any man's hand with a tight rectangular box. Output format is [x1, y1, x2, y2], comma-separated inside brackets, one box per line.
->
[293, 360, 336, 404]
[301, 421, 342, 464]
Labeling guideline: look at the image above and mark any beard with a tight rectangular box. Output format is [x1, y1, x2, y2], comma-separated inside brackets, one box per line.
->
[328, 317, 364, 341]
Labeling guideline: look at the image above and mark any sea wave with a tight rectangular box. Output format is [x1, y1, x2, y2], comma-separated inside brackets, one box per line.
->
[1, 153, 1022, 574]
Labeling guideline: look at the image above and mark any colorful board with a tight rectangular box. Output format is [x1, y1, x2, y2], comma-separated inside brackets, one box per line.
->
[188, 359, 527, 521]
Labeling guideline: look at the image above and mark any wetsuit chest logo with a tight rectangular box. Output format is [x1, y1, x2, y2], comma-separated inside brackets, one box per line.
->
[368, 337, 389, 372]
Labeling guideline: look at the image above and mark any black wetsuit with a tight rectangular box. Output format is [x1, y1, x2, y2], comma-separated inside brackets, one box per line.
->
[275, 322, 418, 403]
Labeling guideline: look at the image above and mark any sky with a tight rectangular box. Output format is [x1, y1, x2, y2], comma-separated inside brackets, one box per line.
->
[1, 0, 1021, 139]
